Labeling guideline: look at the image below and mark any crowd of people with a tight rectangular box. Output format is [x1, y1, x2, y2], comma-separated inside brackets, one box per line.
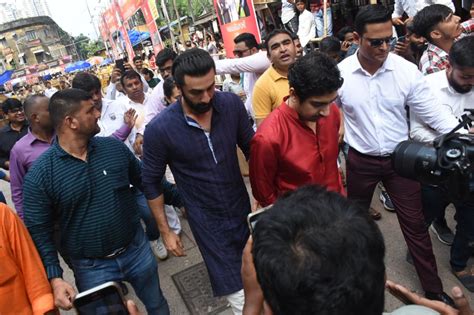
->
[0, 1, 473, 315]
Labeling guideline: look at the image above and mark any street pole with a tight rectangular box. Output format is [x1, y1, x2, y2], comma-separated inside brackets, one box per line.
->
[85, 0, 111, 57]
[161, 0, 176, 51]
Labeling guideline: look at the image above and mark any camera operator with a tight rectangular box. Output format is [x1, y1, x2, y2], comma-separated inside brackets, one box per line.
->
[409, 36, 474, 292]
[243, 185, 473, 315]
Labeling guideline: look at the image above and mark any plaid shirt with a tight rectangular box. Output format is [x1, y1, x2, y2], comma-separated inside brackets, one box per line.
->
[419, 18, 474, 75]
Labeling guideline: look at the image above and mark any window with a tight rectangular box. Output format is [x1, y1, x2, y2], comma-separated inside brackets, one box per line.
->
[26, 30, 36, 41]
[44, 28, 49, 37]
[0, 38, 6, 48]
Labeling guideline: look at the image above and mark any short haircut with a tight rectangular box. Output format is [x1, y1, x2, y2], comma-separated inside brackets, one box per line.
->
[72, 72, 101, 93]
[120, 70, 142, 88]
[163, 76, 177, 100]
[337, 26, 354, 41]
[413, 4, 453, 41]
[141, 68, 155, 78]
[234, 32, 259, 49]
[354, 4, 392, 35]
[133, 55, 142, 62]
[253, 185, 386, 315]
[449, 36, 474, 68]
[288, 51, 343, 101]
[319, 36, 342, 54]
[264, 29, 294, 52]
[2, 98, 22, 114]
[23, 95, 48, 118]
[49, 88, 92, 129]
[172, 48, 215, 87]
[156, 48, 178, 68]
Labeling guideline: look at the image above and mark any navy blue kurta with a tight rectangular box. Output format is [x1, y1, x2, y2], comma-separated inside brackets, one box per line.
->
[142, 91, 255, 296]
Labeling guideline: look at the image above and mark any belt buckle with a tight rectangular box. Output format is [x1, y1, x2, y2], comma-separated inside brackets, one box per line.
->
[104, 246, 127, 259]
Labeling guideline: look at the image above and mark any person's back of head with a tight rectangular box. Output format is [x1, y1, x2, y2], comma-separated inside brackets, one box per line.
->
[319, 37, 342, 61]
[449, 36, 474, 68]
[413, 4, 453, 42]
[252, 185, 386, 315]
[72, 72, 101, 93]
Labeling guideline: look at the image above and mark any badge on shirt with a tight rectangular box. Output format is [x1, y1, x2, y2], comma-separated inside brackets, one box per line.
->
[109, 113, 116, 120]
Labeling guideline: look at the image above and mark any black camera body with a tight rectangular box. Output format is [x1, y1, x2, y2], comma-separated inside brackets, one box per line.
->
[392, 114, 474, 200]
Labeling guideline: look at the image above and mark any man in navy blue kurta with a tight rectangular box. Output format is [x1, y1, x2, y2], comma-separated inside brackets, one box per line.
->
[142, 48, 254, 313]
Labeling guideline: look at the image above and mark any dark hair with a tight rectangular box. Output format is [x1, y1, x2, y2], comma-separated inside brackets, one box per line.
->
[413, 4, 452, 41]
[234, 32, 259, 50]
[405, 20, 416, 34]
[172, 48, 215, 87]
[319, 36, 342, 54]
[133, 55, 142, 62]
[120, 70, 142, 88]
[288, 52, 343, 101]
[264, 29, 294, 52]
[354, 4, 392, 35]
[449, 36, 474, 68]
[2, 98, 22, 114]
[141, 68, 155, 78]
[49, 88, 92, 129]
[72, 72, 101, 93]
[23, 95, 48, 118]
[163, 76, 177, 100]
[337, 26, 354, 41]
[253, 185, 386, 315]
[156, 48, 178, 68]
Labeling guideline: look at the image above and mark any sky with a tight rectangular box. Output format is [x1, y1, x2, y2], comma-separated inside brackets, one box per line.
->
[46, 0, 103, 40]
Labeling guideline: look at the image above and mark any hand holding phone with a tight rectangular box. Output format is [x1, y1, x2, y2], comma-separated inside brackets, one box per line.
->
[115, 59, 125, 73]
[74, 281, 129, 315]
[247, 205, 272, 234]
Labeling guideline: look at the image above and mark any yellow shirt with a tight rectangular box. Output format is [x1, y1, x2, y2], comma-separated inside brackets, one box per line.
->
[252, 65, 289, 120]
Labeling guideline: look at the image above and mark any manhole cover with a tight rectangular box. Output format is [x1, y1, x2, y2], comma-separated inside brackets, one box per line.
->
[171, 262, 230, 315]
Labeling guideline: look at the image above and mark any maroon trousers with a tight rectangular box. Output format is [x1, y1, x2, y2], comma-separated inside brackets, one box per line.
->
[346, 148, 443, 293]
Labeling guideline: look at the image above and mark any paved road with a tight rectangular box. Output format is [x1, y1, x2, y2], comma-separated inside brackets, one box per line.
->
[1, 177, 472, 314]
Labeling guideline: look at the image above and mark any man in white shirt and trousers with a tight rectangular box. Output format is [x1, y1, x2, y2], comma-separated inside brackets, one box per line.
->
[338, 5, 462, 305]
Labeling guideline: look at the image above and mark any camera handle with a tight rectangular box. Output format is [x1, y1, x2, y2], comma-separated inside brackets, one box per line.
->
[433, 110, 474, 149]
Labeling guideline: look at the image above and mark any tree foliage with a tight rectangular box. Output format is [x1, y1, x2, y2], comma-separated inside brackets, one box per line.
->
[73, 34, 105, 60]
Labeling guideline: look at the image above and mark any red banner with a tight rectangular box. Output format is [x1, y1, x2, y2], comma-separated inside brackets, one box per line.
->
[141, 0, 163, 54]
[118, 0, 142, 20]
[213, 0, 261, 58]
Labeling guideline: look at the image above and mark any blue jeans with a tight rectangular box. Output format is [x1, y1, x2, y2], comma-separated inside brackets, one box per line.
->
[136, 190, 160, 241]
[421, 184, 474, 271]
[70, 228, 170, 315]
[313, 7, 333, 37]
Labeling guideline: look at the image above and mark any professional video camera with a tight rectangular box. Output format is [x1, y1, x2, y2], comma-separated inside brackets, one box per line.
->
[392, 112, 474, 200]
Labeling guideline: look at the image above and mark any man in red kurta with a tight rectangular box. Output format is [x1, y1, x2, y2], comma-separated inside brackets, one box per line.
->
[250, 51, 344, 207]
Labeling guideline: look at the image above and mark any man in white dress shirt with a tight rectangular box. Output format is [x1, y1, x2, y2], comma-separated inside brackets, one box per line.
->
[296, 0, 316, 49]
[410, 36, 474, 292]
[338, 4, 460, 305]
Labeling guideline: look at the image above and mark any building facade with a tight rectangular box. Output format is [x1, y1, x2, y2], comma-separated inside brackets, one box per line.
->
[0, 16, 76, 73]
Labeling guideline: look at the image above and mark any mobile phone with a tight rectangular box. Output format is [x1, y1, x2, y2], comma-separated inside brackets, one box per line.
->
[247, 205, 272, 234]
[73, 281, 129, 315]
[115, 59, 125, 73]
[397, 35, 406, 43]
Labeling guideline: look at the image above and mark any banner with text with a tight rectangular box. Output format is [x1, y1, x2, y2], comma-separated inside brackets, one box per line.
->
[213, 0, 261, 58]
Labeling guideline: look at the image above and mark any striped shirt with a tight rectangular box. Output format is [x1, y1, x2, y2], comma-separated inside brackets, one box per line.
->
[23, 137, 142, 279]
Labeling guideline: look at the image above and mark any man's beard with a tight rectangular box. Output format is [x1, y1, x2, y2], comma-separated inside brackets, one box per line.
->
[182, 92, 213, 114]
[448, 73, 472, 94]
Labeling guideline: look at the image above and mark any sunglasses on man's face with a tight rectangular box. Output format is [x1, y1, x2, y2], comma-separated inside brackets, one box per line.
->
[365, 36, 394, 48]
[8, 108, 23, 114]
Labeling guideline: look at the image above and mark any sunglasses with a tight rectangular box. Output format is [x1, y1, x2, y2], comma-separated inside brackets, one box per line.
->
[8, 108, 23, 114]
[365, 36, 394, 47]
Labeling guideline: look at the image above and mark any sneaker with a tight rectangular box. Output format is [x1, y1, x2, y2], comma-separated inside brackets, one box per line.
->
[151, 238, 168, 260]
[379, 190, 395, 212]
[430, 221, 454, 246]
[453, 267, 474, 292]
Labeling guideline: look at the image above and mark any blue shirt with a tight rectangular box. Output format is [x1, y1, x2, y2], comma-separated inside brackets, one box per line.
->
[142, 91, 255, 295]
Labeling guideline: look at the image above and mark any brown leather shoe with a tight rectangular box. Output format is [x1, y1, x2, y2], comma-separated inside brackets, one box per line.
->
[369, 207, 382, 220]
